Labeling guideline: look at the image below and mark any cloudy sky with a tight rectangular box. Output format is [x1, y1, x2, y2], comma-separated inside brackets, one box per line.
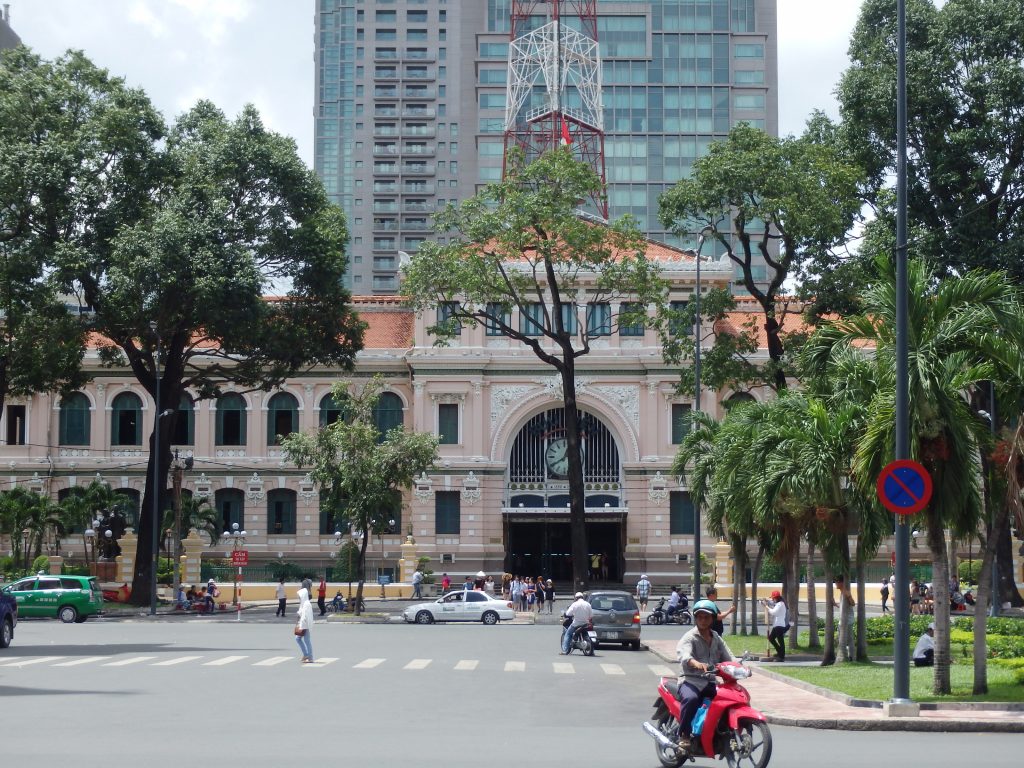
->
[10, 0, 866, 166]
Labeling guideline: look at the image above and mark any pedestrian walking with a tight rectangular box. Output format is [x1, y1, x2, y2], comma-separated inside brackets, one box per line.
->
[205, 578, 218, 614]
[412, 568, 424, 599]
[635, 573, 652, 611]
[544, 579, 555, 613]
[880, 579, 890, 614]
[275, 577, 287, 617]
[534, 575, 545, 612]
[441, 573, 451, 592]
[294, 587, 315, 663]
[763, 590, 788, 661]
[317, 576, 327, 616]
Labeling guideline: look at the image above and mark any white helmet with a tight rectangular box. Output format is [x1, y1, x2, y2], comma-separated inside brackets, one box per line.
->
[640, 574, 648, 580]
[574, 591, 584, 599]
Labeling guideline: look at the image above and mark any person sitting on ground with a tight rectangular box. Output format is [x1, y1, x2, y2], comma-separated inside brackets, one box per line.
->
[176, 584, 189, 610]
[913, 623, 935, 667]
[675, 600, 735, 752]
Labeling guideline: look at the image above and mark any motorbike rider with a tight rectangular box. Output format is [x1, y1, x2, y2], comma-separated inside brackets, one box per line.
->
[666, 586, 681, 619]
[560, 591, 593, 655]
[674, 599, 735, 751]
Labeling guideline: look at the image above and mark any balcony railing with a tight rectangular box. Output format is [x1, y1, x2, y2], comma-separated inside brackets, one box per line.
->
[401, 89, 435, 99]
[400, 164, 435, 175]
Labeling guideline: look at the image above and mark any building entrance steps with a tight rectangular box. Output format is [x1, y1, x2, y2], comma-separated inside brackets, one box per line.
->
[644, 638, 1024, 733]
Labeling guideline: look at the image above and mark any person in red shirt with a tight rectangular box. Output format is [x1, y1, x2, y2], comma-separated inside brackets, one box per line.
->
[317, 576, 328, 616]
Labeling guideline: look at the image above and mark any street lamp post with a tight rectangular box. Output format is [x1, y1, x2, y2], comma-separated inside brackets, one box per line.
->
[692, 228, 711, 597]
[21, 528, 30, 572]
[149, 321, 161, 617]
[380, 519, 394, 598]
[231, 522, 247, 622]
[349, 529, 362, 605]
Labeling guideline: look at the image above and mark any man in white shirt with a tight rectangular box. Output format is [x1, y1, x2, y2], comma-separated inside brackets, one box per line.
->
[411, 569, 424, 599]
[913, 623, 935, 666]
[561, 592, 593, 654]
[667, 587, 681, 619]
[636, 574, 652, 611]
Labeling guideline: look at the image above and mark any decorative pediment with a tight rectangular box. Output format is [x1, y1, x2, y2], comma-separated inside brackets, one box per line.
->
[648, 471, 669, 503]
[461, 471, 481, 504]
[413, 472, 434, 501]
[246, 473, 265, 502]
[193, 473, 212, 498]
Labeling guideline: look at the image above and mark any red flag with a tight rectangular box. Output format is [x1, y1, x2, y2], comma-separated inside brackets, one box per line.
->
[560, 117, 572, 146]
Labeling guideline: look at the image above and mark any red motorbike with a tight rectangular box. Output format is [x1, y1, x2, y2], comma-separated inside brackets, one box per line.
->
[642, 661, 772, 768]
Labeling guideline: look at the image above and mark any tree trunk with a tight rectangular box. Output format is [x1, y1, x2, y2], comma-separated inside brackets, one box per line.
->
[354, 531, 370, 616]
[822, 567, 836, 666]
[855, 556, 868, 661]
[928, 525, 952, 695]
[972, 534, 994, 694]
[788, 546, 801, 650]
[750, 546, 763, 636]
[995, 504, 1024, 607]
[560, 361, 589, 592]
[806, 541, 820, 649]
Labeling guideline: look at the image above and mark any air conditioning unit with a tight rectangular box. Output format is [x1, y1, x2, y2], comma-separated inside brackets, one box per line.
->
[441, 553, 455, 564]
[675, 554, 689, 564]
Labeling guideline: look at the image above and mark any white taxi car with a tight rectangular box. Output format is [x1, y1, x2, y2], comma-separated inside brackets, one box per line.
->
[402, 590, 516, 625]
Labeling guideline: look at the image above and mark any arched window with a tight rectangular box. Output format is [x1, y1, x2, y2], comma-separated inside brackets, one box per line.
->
[266, 392, 299, 445]
[724, 392, 756, 411]
[110, 392, 142, 446]
[372, 392, 404, 436]
[318, 392, 349, 428]
[172, 393, 195, 446]
[214, 488, 244, 533]
[215, 393, 247, 446]
[59, 392, 91, 445]
[267, 489, 297, 535]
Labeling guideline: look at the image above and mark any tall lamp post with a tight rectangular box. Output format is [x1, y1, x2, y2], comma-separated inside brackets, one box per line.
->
[21, 528, 30, 572]
[349, 528, 362, 603]
[230, 522, 247, 622]
[380, 519, 394, 598]
[149, 321, 161, 616]
[691, 228, 712, 597]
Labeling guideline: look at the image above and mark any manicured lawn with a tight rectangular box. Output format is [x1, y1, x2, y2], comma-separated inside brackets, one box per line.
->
[773, 661, 1024, 703]
[717, 631, 823, 657]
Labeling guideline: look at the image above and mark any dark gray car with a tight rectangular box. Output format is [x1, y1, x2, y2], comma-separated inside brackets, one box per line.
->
[587, 590, 641, 650]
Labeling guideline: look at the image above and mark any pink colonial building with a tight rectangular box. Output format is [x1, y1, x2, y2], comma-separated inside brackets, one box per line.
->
[0, 241, 792, 587]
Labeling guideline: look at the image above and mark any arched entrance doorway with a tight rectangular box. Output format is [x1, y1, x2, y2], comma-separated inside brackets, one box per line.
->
[503, 407, 625, 583]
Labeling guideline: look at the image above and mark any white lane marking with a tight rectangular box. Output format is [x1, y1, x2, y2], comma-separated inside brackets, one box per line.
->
[309, 657, 338, 666]
[404, 658, 431, 670]
[53, 657, 109, 667]
[553, 662, 575, 674]
[203, 655, 248, 666]
[103, 656, 156, 667]
[253, 656, 293, 667]
[504, 661, 525, 672]
[601, 663, 625, 676]
[648, 664, 676, 676]
[354, 658, 385, 669]
[152, 656, 204, 666]
[454, 660, 479, 671]
[1, 656, 61, 668]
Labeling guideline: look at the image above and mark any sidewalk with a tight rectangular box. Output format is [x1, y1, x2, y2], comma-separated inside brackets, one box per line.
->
[645, 639, 1024, 732]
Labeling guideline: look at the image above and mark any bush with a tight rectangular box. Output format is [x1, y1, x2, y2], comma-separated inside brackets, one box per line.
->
[957, 559, 982, 585]
[758, 561, 784, 582]
[32, 555, 50, 573]
[953, 616, 1024, 637]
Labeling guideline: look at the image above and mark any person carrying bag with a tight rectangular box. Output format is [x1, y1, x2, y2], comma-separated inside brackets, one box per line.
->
[294, 587, 315, 663]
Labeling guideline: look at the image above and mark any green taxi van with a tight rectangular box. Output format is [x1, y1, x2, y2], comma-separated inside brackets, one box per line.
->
[1, 575, 104, 623]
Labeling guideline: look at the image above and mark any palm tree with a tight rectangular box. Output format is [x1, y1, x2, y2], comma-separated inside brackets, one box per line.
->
[805, 253, 1013, 693]
[160, 495, 218, 553]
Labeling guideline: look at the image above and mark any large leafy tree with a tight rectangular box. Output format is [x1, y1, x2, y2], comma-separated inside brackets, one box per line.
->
[57, 96, 364, 607]
[0, 49, 150, 416]
[805, 254, 1014, 693]
[402, 148, 668, 590]
[0, 488, 61, 570]
[838, 0, 1024, 279]
[659, 122, 863, 394]
[282, 377, 439, 615]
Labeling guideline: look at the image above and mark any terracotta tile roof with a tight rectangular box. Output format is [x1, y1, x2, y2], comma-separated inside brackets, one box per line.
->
[351, 298, 415, 349]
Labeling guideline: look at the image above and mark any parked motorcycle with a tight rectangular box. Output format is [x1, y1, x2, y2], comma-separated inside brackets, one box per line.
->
[642, 660, 771, 768]
[560, 615, 596, 656]
[646, 597, 693, 626]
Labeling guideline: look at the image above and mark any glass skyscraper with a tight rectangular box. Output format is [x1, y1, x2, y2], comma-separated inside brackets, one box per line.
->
[314, 0, 777, 292]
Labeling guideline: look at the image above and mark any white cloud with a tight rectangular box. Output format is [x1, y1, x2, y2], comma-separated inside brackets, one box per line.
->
[167, 0, 252, 45]
[127, 1, 168, 38]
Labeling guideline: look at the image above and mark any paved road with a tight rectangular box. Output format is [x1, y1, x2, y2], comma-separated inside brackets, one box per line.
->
[2, 616, 1019, 767]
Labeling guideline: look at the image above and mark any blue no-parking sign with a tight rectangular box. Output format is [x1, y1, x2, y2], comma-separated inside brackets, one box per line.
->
[876, 459, 933, 515]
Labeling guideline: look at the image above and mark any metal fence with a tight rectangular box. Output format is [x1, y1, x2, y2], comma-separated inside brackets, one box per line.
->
[198, 564, 358, 584]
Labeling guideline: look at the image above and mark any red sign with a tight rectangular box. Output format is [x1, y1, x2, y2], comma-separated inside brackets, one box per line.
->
[876, 460, 933, 516]
[231, 550, 249, 566]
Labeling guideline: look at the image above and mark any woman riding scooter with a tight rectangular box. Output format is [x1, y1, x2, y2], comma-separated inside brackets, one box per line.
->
[674, 599, 734, 752]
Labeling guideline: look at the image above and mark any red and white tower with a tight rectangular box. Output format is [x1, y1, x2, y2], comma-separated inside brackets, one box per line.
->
[502, 0, 607, 219]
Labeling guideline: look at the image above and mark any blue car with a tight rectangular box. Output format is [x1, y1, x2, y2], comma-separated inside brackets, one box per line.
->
[0, 590, 17, 648]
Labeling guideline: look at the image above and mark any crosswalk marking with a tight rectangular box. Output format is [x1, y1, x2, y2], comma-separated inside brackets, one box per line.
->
[648, 664, 675, 676]
[601, 663, 625, 676]
[53, 656, 109, 667]
[253, 656, 293, 667]
[354, 658, 385, 669]
[404, 658, 431, 670]
[153, 656, 204, 666]
[553, 662, 574, 674]
[454, 660, 478, 671]
[104, 656, 156, 667]
[1, 656, 61, 668]
[204, 655, 248, 666]
[504, 661, 526, 672]
[312, 657, 338, 666]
